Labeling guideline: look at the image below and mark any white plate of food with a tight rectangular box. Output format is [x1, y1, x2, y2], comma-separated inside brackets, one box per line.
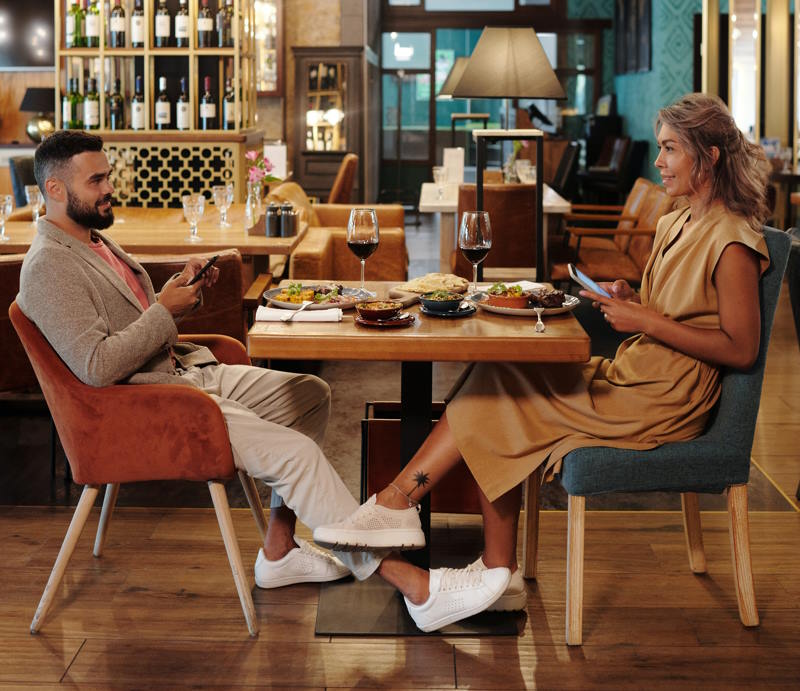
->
[476, 284, 580, 316]
[264, 283, 360, 310]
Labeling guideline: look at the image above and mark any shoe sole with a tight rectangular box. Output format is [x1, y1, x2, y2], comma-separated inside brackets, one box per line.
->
[254, 571, 350, 589]
[313, 528, 426, 552]
[412, 581, 509, 633]
[487, 589, 527, 611]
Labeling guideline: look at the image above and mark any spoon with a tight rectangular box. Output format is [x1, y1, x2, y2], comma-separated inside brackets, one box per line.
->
[281, 300, 313, 322]
[533, 306, 546, 333]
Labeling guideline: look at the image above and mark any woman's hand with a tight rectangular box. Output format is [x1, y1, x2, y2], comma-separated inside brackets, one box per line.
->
[580, 289, 652, 333]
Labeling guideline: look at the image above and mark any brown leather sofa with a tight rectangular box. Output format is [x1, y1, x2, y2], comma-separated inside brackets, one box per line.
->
[265, 182, 408, 282]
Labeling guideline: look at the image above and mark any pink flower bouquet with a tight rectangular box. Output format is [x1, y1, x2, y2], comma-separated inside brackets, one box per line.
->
[246, 150, 282, 184]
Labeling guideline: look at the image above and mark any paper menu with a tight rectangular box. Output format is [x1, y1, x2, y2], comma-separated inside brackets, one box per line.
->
[442, 147, 464, 183]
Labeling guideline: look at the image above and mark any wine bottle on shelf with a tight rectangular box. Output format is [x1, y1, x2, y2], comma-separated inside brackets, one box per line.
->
[216, 0, 231, 47]
[177, 77, 190, 131]
[155, 76, 171, 129]
[61, 83, 72, 128]
[224, 0, 234, 44]
[199, 76, 217, 130]
[109, 0, 126, 48]
[84, 0, 100, 48]
[222, 78, 235, 130]
[108, 78, 125, 130]
[308, 65, 318, 91]
[65, 0, 83, 48]
[131, 0, 144, 48]
[67, 78, 84, 130]
[175, 0, 189, 48]
[154, 0, 171, 48]
[328, 64, 338, 89]
[83, 77, 100, 130]
[197, 0, 213, 48]
[130, 75, 145, 130]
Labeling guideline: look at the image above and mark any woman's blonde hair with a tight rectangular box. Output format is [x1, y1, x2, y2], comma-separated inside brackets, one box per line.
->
[656, 93, 770, 230]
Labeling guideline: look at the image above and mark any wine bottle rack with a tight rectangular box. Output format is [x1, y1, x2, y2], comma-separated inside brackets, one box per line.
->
[54, 0, 257, 134]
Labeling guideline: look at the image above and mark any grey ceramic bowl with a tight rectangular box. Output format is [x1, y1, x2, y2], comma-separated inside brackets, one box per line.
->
[419, 291, 463, 313]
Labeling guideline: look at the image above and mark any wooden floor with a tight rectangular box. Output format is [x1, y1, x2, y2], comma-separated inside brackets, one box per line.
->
[0, 289, 798, 689]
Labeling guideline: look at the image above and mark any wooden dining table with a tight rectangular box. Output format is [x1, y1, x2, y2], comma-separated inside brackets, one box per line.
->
[248, 280, 591, 635]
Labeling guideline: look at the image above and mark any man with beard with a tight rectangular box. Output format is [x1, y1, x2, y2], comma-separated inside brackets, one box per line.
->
[17, 130, 383, 591]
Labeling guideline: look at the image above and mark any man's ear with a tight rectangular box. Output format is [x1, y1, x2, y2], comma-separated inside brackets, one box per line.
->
[710, 146, 720, 167]
[44, 178, 65, 203]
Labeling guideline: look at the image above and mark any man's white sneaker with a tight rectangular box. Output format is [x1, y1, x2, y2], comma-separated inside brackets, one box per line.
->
[466, 556, 527, 611]
[404, 566, 511, 632]
[312, 495, 425, 551]
[254, 537, 350, 589]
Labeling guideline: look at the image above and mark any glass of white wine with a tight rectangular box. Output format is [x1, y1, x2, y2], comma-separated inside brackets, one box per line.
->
[182, 193, 205, 243]
[0, 194, 13, 242]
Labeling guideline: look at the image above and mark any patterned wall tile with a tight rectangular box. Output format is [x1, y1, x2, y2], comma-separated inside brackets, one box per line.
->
[568, 0, 614, 19]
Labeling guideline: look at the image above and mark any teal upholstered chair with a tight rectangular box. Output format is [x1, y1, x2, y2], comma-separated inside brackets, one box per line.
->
[522, 227, 792, 646]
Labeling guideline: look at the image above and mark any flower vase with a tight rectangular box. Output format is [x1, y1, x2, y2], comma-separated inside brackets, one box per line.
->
[245, 181, 263, 229]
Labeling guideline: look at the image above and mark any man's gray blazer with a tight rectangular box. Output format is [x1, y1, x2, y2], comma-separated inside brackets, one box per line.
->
[17, 217, 216, 387]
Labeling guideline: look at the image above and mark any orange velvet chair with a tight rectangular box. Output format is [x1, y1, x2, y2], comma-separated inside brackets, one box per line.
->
[327, 153, 359, 204]
[9, 302, 269, 636]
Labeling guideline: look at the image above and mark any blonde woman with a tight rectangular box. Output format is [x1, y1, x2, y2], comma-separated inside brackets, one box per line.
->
[314, 93, 773, 632]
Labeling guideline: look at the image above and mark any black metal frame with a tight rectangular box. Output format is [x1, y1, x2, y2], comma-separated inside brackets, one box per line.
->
[474, 130, 546, 282]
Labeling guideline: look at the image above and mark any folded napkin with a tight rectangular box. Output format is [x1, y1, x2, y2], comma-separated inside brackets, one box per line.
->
[255, 306, 343, 322]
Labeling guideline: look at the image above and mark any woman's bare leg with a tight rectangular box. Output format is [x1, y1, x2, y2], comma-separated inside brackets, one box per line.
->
[374, 411, 463, 509]
[478, 483, 522, 572]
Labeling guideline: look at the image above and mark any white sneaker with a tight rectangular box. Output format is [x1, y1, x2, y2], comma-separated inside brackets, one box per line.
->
[254, 537, 350, 589]
[467, 556, 527, 611]
[404, 566, 511, 632]
[312, 495, 425, 551]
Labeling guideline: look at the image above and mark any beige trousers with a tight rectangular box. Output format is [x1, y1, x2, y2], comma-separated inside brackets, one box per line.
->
[180, 363, 380, 581]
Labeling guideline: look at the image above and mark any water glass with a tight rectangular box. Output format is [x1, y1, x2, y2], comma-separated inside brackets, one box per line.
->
[25, 185, 43, 225]
[458, 210, 492, 298]
[182, 193, 205, 243]
[347, 208, 379, 298]
[515, 159, 535, 183]
[0, 194, 13, 242]
[432, 166, 446, 200]
[212, 183, 234, 227]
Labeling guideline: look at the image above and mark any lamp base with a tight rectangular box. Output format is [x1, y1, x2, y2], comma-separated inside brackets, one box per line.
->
[26, 113, 55, 143]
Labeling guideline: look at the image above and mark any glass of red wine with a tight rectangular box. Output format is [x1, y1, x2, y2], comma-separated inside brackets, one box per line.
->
[347, 208, 380, 298]
[458, 210, 492, 298]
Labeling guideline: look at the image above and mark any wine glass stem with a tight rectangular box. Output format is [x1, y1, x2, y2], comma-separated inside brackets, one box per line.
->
[360, 259, 366, 293]
[221, 209, 227, 224]
[191, 222, 198, 238]
[472, 263, 478, 295]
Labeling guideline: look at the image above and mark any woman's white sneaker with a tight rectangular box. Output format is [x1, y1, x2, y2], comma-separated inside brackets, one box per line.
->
[254, 537, 350, 588]
[312, 495, 425, 551]
[466, 556, 527, 611]
[404, 566, 511, 632]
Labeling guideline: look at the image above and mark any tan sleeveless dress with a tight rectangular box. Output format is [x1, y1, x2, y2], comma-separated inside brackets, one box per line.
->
[448, 203, 769, 502]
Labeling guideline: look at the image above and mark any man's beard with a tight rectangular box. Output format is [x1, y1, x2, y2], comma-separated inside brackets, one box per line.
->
[66, 188, 114, 230]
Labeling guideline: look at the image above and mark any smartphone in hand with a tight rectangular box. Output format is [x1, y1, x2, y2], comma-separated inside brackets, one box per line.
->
[187, 255, 219, 286]
[568, 263, 612, 298]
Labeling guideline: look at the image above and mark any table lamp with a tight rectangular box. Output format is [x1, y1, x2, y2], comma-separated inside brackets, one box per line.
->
[436, 57, 470, 100]
[450, 27, 566, 282]
[20, 88, 56, 143]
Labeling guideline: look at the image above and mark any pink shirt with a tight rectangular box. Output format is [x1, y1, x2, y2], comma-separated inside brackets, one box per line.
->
[89, 238, 150, 311]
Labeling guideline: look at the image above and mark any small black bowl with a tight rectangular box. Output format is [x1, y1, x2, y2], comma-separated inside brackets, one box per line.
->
[419, 291, 463, 313]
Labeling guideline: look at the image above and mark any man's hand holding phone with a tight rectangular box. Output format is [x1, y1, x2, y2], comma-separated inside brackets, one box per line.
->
[183, 255, 220, 287]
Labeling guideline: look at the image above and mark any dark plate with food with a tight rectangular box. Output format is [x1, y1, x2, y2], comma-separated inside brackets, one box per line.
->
[419, 303, 477, 319]
[418, 290, 464, 313]
[264, 283, 360, 310]
[354, 312, 416, 328]
[355, 300, 404, 322]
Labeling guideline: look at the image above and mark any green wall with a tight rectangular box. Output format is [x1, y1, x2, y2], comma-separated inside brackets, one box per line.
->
[568, 0, 702, 181]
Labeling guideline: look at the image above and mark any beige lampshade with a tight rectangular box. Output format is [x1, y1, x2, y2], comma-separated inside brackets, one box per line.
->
[437, 57, 470, 100]
[451, 27, 566, 100]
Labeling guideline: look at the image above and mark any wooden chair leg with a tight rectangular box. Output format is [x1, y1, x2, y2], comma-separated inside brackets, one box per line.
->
[31, 484, 100, 634]
[238, 470, 268, 543]
[208, 480, 259, 637]
[680, 492, 707, 574]
[93, 483, 120, 558]
[522, 466, 543, 579]
[565, 494, 585, 646]
[727, 484, 759, 627]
